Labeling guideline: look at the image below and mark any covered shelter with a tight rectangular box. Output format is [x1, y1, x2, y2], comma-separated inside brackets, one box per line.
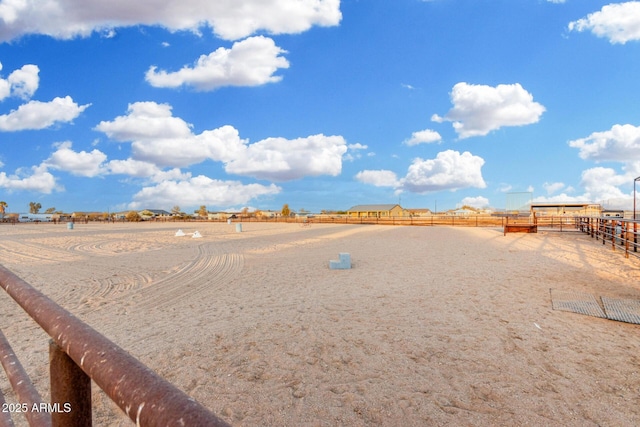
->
[531, 202, 601, 217]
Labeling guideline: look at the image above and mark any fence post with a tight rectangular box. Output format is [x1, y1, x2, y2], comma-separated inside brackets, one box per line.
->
[624, 221, 630, 259]
[0, 331, 51, 427]
[49, 341, 92, 427]
[0, 265, 231, 427]
[0, 388, 15, 427]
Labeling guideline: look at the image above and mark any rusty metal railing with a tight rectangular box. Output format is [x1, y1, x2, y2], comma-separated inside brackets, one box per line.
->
[0, 264, 231, 427]
[576, 216, 639, 259]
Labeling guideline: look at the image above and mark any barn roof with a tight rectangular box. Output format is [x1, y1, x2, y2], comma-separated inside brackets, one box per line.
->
[347, 204, 401, 212]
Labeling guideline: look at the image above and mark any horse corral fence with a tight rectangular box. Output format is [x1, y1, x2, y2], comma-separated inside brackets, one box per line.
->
[0, 265, 230, 427]
[222, 215, 580, 229]
[1, 214, 591, 230]
[575, 216, 640, 259]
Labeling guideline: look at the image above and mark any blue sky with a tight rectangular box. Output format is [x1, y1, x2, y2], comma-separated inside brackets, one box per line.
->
[1, 0, 640, 214]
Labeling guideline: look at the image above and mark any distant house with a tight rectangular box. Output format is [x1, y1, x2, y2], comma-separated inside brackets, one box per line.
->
[449, 208, 476, 217]
[139, 209, 171, 220]
[347, 204, 406, 218]
[147, 209, 171, 217]
[257, 210, 278, 219]
[207, 212, 226, 221]
[71, 211, 103, 220]
[407, 208, 432, 217]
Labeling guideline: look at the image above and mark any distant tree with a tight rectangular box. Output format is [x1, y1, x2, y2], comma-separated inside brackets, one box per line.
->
[241, 207, 249, 217]
[198, 205, 208, 217]
[281, 204, 290, 217]
[171, 205, 181, 216]
[125, 211, 140, 222]
[29, 202, 41, 214]
[45, 207, 56, 214]
[0, 201, 7, 219]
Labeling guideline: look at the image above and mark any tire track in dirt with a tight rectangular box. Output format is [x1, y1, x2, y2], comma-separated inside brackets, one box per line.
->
[71, 269, 154, 311]
[0, 235, 155, 313]
[78, 242, 244, 314]
[0, 240, 81, 264]
[133, 246, 244, 311]
[66, 238, 165, 255]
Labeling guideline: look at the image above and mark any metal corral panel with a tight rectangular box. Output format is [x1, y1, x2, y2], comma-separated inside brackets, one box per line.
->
[550, 289, 606, 318]
[602, 297, 640, 325]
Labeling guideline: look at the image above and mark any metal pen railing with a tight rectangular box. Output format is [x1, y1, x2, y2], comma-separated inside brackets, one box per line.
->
[576, 216, 639, 259]
[0, 265, 230, 427]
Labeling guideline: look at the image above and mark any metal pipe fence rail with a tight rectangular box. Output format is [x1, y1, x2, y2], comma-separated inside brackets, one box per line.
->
[0, 264, 231, 427]
[576, 216, 640, 259]
[1, 214, 589, 229]
[202, 215, 581, 228]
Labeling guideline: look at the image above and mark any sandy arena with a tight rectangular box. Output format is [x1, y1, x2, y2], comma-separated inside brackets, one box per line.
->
[1, 221, 640, 426]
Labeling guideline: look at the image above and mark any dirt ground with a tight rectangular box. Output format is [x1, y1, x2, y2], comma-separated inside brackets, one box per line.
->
[1, 221, 640, 426]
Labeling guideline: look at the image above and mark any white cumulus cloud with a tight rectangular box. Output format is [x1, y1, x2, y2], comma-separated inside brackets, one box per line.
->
[542, 181, 566, 195]
[568, 124, 640, 162]
[356, 150, 486, 194]
[0, 63, 40, 101]
[0, 164, 58, 193]
[460, 196, 490, 209]
[404, 129, 442, 146]
[146, 36, 289, 91]
[95, 102, 192, 141]
[0, 96, 90, 131]
[343, 143, 368, 161]
[106, 158, 168, 179]
[580, 167, 629, 196]
[226, 134, 347, 181]
[401, 150, 486, 193]
[43, 141, 107, 177]
[129, 175, 281, 210]
[432, 82, 545, 139]
[96, 101, 348, 181]
[569, 2, 640, 44]
[354, 170, 399, 187]
[96, 103, 247, 167]
[0, 0, 342, 42]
